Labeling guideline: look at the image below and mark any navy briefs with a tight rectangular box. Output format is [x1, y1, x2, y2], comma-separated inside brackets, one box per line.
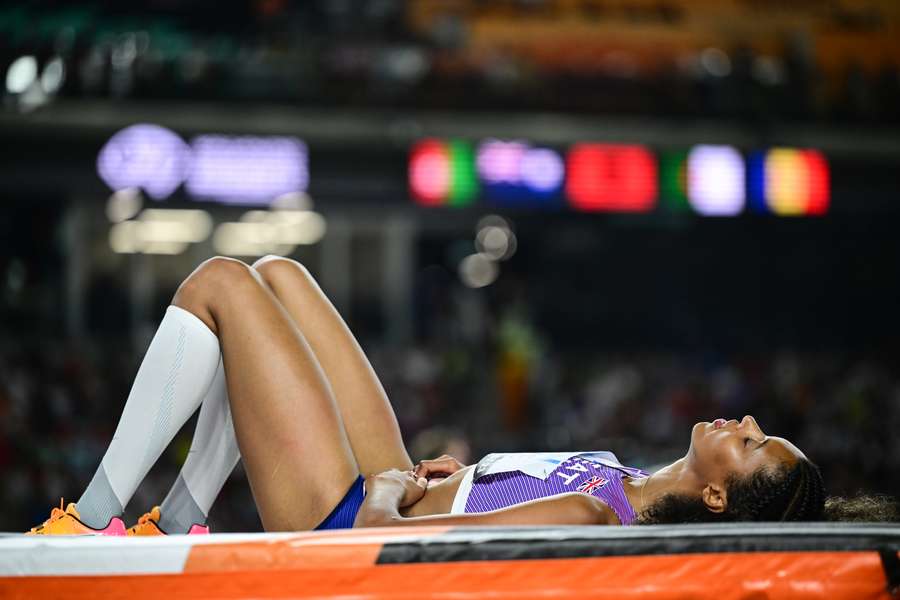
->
[314, 475, 366, 530]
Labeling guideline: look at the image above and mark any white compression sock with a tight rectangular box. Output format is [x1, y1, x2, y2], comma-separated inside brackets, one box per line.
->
[77, 306, 221, 529]
[158, 358, 241, 533]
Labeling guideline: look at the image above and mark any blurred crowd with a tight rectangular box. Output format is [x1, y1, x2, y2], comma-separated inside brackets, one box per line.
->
[3, 0, 899, 123]
[2, 331, 897, 532]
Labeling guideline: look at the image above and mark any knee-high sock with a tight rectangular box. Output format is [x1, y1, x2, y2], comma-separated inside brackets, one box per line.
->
[77, 306, 220, 529]
[158, 358, 241, 533]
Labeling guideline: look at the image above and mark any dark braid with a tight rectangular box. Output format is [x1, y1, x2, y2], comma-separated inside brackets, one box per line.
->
[638, 458, 825, 524]
[781, 459, 826, 521]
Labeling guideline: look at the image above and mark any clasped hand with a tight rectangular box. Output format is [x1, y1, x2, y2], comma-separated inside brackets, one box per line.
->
[370, 469, 428, 507]
[369, 455, 467, 508]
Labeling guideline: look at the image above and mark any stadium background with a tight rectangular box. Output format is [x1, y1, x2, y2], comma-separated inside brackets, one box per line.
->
[0, 0, 899, 532]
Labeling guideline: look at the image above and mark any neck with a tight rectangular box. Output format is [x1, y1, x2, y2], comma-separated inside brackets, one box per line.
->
[623, 457, 701, 516]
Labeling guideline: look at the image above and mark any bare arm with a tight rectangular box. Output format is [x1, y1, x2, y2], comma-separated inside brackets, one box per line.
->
[353, 470, 619, 528]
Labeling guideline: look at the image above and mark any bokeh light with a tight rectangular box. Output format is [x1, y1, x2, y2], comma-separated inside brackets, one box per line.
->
[686, 145, 745, 216]
[5, 56, 38, 94]
[458, 253, 499, 288]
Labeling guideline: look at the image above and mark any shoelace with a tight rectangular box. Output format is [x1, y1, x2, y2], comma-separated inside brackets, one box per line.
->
[129, 511, 155, 533]
[30, 498, 66, 533]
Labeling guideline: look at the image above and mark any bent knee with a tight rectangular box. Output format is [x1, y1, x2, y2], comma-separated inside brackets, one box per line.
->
[192, 256, 256, 287]
[253, 255, 316, 290]
[176, 256, 257, 304]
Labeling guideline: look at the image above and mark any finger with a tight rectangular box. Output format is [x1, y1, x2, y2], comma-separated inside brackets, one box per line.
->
[432, 457, 461, 471]
[413, 462, 433, 477]
[418, 455, 452, 466]
[414, 463, 440, 478]
[415, 457, 458, 477]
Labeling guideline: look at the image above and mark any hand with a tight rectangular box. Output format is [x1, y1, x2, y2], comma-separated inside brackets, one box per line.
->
[371, 469, 428, 508]
[414, 454, 467, 480]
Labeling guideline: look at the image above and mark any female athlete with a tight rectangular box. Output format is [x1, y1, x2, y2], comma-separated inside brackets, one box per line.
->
[27, 256, 824, 536]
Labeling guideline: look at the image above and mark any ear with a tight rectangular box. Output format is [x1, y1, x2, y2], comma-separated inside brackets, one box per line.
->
[702, 483, 727, 514]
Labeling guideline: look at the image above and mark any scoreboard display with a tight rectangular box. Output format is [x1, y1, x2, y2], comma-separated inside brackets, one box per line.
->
[409, 138, 830, 217]
[2, 121, 898, 217]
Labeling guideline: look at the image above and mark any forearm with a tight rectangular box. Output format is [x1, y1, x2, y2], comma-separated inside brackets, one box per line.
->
[355, 490, 616, 528]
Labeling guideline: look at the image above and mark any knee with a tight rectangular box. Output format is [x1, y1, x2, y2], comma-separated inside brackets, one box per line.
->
[175, 256, 257, 308]
[252, 255, 316, 292]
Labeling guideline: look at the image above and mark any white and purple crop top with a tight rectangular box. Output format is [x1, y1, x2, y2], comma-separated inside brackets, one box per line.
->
[450, 452, 649, 525]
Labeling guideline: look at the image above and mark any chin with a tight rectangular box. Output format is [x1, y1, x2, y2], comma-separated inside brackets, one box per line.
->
[691, 420, 707, 438]
[686, 421, 705, 454]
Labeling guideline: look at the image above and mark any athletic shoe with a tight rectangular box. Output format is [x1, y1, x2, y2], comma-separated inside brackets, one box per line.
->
[127, 506, 210, 536]
[26, 499, 126, 536]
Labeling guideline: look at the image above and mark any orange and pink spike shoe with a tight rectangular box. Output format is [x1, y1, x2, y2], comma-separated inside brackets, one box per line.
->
[127, 506, 210, 536]
[26, 500, 127, 536]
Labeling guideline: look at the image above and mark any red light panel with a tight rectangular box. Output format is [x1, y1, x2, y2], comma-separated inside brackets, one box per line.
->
[409, 139, 450, 206]
[565, 144, 657, 212]
[803, 150, 830, 215]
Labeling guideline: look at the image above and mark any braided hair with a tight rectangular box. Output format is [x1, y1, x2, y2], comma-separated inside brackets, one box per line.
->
[638, 458, 825, 524]
[824, 494, 900, 522]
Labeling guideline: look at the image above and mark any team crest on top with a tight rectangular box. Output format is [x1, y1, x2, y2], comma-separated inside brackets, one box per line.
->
[577, 475, 609, 494]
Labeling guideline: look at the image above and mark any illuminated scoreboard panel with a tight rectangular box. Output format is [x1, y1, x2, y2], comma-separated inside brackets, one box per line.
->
[477, 139, 565, 207]
[748, 149, 829, 216]
[409, 139, 831, 216]
[408, 139, 478, 207]
[90, 124, 833, 216]
[566, 144, 657, 213]
[97, 124, 309, 205]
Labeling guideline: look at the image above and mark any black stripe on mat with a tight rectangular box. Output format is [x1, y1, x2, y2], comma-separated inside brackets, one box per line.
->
[880, 549, 900, 595]
[375, 523, 900, 564]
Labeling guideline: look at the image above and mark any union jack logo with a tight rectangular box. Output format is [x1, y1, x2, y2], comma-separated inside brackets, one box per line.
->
[577, 475, 609, 494]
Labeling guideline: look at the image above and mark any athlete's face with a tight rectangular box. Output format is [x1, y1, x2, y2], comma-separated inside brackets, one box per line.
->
[686, 415, 805, 486]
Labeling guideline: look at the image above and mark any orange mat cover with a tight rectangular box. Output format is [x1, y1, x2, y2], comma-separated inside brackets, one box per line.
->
[1, 526, 896, 599]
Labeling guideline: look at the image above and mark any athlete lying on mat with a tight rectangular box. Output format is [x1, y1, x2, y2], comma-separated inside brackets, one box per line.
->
[28, 256, 825, 536]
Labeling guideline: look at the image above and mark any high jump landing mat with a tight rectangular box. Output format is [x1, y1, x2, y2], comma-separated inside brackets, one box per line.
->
[1, 523, 898, 599]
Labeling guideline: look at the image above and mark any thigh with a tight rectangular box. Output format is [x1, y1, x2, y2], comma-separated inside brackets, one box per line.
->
[254, 257, 413, 477]
[174, 258, 359, 531]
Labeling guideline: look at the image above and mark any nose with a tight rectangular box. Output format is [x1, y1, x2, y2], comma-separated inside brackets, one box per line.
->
[740, 415, 765, 437]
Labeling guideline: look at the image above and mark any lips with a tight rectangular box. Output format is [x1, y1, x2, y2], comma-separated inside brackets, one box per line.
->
[713, 418, 727, 429]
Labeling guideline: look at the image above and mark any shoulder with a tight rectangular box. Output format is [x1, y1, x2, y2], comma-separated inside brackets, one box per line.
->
[556, 493, 622, 525]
